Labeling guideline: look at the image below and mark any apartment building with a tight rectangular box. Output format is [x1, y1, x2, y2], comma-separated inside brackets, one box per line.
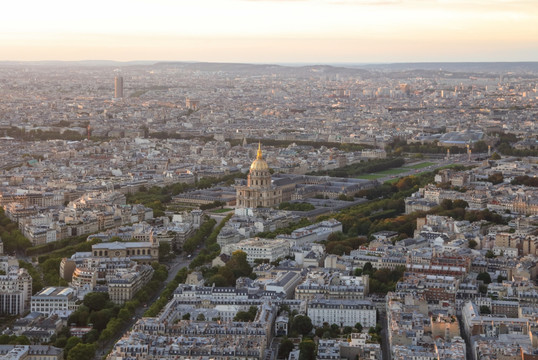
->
[30, 287, 78, 315]
[307, 299, 376, 328]
[0, 260, 32, 315]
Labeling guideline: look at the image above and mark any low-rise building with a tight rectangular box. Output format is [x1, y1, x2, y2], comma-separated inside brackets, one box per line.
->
[295, 273, 369, 301]
[307, 299, 376, 328]
[0, 345, 63, 360]
[225, 237, 290, 264]
[30, 287, 78, 315]
[91, 238, 159, 265]
[0, 258, 32, 315]
[107, 265, 154, 304]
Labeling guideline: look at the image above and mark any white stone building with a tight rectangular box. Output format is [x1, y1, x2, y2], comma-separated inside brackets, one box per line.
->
[0, 258, 32, 315]
[226, 237, 290, 264]
[307, 299, 376, 328]
[30, 287, 78, 315]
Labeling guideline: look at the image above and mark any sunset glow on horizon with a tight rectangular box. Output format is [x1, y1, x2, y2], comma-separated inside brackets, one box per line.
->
[1, 0, 537, 63]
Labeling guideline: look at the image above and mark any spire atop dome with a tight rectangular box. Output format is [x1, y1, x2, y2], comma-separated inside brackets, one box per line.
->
[257, 142, 263, 160]
[250, 142, 269, 171]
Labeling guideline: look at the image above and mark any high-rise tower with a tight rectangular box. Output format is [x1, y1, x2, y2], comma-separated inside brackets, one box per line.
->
[114, 76, 124, 98]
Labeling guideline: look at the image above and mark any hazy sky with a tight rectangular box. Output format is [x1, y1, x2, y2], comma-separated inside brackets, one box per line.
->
[1, 0, 537, 63]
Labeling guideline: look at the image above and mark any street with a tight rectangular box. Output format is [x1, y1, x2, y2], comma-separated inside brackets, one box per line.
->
[95, 253, 193, 359]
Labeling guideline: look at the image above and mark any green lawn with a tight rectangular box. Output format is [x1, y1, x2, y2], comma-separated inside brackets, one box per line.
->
[357, 162, 437, 181]
[375, 168, 410, 175]
[357, 168, 409, 179]
[211, 208, 234, 213]
[356, 173, 386, 180]
[404, 162, 435, 169]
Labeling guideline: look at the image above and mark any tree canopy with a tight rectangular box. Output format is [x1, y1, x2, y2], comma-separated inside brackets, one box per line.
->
[233, 306, 258, 322]
[67, 343, 96, 360]
[83, 292, 110, 312]
[298, 339, 316, 360]
[290, 315, 313, 336]
[477, 272, 492, 284]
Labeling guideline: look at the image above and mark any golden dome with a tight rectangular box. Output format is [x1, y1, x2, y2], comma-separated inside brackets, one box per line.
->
[250, 143, 269, 171]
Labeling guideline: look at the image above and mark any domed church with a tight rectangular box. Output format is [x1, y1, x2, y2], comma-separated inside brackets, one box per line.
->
[236, 143, 282, 208]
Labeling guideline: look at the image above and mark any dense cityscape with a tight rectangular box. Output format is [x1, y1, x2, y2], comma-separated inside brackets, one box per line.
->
[0, 60, 537, 360]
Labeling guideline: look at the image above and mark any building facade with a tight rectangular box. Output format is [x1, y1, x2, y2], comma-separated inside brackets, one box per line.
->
[0, 345, 63, 360]
[91, 236, 159, 265]
[227, 238, 290, 264]
[236, 144, 282, 208]
[0, 259, 32, 315]
[30, 287, 78, 315]
[307, 299, 376, 328]
[107, 265, 154, 304]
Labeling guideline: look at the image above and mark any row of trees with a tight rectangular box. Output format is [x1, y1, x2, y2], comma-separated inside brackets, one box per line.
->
[2, 126, 86, 141]
[230, 138, 372, 152]
[144, 266, 189, 317]
[62, 263, 168, 360]
[385, 138, 491, 155]
[199, 201, 226, 210]
[0, 208, 32, 254]
[307, 157, 405, 178]
[25, 233, 90, 257]
[188, 213, 234, 269]
[182, 218, 216, 254]
[36, 237, 102, 264]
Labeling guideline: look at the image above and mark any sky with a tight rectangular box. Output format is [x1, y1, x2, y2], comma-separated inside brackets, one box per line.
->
[1, 0, 537, 63]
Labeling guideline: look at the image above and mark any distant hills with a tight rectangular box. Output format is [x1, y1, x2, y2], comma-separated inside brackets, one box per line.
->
[154, 61, 374, 77]
[1, 60, 537, 76]
[354, 62, 538, 73]
[0, 60, 156, 67]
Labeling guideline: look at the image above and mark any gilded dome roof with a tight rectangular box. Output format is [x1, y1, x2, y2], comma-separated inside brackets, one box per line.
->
[250, 158, 269, 171]
[250, 143, 269, 171]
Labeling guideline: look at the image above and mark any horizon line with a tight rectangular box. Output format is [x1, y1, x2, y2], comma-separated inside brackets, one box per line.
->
[1, 60, 538, 66]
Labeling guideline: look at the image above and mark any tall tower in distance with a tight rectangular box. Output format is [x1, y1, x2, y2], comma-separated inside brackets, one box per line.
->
[114, 76, 124, 98]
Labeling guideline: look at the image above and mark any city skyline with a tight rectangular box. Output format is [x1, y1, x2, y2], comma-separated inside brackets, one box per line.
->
[1, 0, 537, 63]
